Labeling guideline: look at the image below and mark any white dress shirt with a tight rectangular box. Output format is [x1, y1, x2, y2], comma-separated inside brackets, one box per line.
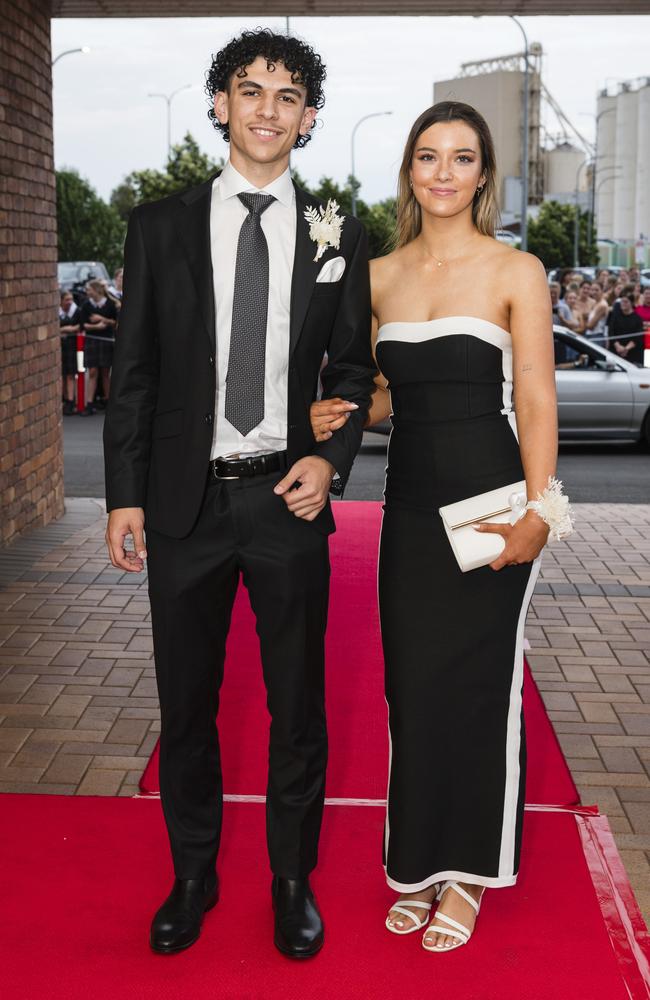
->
[209, 160, 296, 460]
[59, 302, 78, 320]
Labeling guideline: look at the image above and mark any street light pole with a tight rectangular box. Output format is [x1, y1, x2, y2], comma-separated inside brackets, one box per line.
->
[509, 15, 529, 252]
[574, 158, 589, 267]
[52, 46, 90, 68]
[350, 111, 392, 217]
[148, 84, 192, 160]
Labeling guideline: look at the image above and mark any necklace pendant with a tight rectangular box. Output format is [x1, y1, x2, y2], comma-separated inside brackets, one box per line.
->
[437, 260, 443, 267]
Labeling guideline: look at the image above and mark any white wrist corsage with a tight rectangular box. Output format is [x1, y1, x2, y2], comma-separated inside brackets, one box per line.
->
[526, 476, 574, 541]
[304, 199, 344, 262]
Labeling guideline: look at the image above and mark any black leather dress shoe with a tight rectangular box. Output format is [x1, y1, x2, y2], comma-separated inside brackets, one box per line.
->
[272, 876, 324, 958]
[150, 873, 219, 954]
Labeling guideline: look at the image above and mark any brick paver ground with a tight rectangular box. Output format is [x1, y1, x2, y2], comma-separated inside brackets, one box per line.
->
[0, 500, 648, 925]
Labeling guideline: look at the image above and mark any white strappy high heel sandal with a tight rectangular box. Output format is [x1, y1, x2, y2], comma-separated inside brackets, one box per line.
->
[385, 899, 433, 936]
[422, 881, 483, 952]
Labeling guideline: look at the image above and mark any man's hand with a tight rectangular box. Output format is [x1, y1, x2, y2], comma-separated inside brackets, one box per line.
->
[106, 507, 147, 572]
[274, 456, 335, 521]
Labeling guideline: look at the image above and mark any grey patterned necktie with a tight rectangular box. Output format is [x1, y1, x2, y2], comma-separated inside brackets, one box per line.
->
[225, 191, 276, 436]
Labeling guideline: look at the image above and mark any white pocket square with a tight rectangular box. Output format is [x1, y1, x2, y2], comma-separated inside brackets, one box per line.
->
[316, 256, 346, 283]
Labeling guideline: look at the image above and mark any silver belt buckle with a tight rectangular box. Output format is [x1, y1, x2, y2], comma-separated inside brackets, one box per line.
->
[214, 453, 240, 480]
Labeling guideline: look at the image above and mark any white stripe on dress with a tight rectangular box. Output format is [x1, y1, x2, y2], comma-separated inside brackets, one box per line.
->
[498, 555, 541, 876]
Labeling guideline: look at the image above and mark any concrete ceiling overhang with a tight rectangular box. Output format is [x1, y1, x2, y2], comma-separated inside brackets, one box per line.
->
[51, 1, 650, 16]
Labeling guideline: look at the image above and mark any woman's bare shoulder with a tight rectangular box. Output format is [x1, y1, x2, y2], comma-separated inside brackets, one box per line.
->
[481, 241, 547, 292]
[503, 245, 547, 280]
[370, 245, 411, 283]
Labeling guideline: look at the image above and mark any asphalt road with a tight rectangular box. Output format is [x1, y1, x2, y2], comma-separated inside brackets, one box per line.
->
[64, 415, 650, 503]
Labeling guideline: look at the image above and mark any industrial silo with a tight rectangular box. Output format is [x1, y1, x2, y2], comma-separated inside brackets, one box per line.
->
[595, 92, 617, 240]
[635, 81, 650, 240]
[543, 142, 587, 204]
[613, 85, 638, 240]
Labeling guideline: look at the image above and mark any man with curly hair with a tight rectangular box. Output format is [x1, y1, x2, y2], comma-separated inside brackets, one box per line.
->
[104, 28, 375, 958]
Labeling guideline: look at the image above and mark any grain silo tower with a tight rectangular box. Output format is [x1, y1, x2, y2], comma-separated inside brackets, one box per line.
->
[597, 79, 650, 241]
[543, 142, 589, 206]
[635, 84, 650, 240]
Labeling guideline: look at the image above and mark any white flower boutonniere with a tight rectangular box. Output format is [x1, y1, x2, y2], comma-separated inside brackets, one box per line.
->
[304, 199, 345, 262]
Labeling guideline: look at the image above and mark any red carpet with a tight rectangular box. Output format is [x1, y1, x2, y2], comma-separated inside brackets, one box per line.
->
[1, 794, 648, 1000]
[139, 502, 579, 807]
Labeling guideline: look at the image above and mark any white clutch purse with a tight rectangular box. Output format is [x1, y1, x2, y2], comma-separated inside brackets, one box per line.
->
[439, 481, 528, 573]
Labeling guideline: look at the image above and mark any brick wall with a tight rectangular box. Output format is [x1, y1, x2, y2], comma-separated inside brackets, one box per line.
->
[0, 0, 64, 546]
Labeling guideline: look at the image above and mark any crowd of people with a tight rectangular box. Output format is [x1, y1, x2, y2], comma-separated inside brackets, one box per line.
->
[551, 266, 650, 366]
[58, 269, 123, 415]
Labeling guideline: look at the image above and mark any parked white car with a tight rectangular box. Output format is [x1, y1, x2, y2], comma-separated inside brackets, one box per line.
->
[553, 326, 650, 445]
[369, 326, 650, 446]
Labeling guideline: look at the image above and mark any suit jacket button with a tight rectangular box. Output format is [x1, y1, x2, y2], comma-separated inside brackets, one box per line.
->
[204, 413, 213, 425]
[209, 355, 214, 366]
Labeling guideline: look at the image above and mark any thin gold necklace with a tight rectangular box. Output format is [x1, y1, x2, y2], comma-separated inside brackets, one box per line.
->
[420, 233, 477, 268]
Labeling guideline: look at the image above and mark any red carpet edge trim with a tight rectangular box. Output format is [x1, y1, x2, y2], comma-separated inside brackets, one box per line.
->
[577, 813, 650, 1000]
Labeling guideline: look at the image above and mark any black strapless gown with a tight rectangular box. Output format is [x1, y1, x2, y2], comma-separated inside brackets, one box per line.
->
[376, 316, 541, 891]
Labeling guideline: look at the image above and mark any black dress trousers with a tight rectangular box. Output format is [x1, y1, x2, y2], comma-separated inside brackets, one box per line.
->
[146, 469, 330, 880]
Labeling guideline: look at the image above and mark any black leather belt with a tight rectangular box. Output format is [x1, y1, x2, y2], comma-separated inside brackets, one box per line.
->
[209, 451, 288, 480]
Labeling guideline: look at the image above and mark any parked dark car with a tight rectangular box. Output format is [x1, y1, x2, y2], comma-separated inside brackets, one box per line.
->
[58, 261, 110, 304]
[547, 266, 596, 284]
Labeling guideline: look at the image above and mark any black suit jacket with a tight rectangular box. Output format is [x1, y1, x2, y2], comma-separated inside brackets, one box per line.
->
[103, 175, 376, 539]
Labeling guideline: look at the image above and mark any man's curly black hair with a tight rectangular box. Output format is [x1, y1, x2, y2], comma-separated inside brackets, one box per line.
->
[205, 28, 326, 149]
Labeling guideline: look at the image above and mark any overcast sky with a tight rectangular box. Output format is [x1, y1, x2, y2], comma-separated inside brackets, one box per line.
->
[51, 15, 649, 206]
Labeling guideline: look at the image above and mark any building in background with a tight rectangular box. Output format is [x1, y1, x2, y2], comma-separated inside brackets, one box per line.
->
[434, 49, 595, 230]
[542, 141, 590, 210]
[597, 79, 650, 244]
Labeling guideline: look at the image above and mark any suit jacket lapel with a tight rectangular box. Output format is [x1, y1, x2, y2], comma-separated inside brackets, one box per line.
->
[177, 174, 218, 350]
[289, 184, 321, 357]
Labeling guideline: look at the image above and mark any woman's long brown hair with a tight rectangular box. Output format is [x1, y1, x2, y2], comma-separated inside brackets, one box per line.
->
[393, 101, 499, 249]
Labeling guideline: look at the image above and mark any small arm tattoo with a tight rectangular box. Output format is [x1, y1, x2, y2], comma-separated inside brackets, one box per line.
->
[521, 363, 533, 374]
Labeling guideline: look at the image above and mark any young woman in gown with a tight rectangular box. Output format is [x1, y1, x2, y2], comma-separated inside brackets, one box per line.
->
[310, 102, 562, 952]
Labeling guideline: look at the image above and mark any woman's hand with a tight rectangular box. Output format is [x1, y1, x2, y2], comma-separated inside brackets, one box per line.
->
[309, 398, 358, 442]
[474, 512, 549, 571]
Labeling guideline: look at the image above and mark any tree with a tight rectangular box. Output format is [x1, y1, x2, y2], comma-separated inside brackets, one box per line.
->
[527, 200, 598, 269]
[363, 197, 397, 259]
[109, 180, 137, 225]
[111, 133, 224, 212]
[56, 169, 126, 274]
